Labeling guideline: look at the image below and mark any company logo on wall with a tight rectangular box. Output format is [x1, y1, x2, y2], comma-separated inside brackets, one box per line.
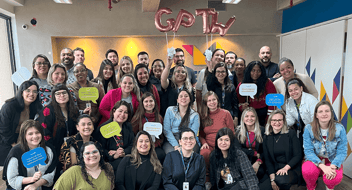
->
[182, 42, 223, 66]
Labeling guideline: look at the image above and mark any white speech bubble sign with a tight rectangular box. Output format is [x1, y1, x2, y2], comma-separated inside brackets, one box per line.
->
[143, 122, 162, 139]
[239, 83, 257, 99]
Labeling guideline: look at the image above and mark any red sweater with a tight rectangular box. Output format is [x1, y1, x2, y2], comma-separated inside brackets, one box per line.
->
[132, 112, 164, 147]
[199, 108, 235, 148]
[98, 88, 139, 126]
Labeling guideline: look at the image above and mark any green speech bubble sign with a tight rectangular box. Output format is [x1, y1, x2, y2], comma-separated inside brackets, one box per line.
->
[79, 87, 99, 104]
[100, 121, 121, 139]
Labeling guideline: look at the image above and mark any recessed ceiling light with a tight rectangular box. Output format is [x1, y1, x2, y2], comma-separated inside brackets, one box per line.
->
[222, 0, 242, 4]
[53, 0, 72, 4]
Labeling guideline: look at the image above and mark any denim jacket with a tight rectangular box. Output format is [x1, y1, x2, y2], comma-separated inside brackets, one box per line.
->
[303, 123, 347, 168]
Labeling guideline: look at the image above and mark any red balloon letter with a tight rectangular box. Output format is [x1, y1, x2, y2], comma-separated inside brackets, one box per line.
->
[209, 10, 236, 37]
[195, 8, 214, 34]
[155, 8, 175, 32]
[172, 9, 195, 33]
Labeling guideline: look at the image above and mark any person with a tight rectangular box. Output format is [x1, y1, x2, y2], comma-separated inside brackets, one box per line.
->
[199, 91, 234, 180]
[234, 107, 270, 190]
[0, 80, 42, 166]
[91, 59, 118, 94]
[168, 48, 197, 86]
[258, 46, 280, 82]
[149, 59, 168, 116]
[53, 141, 115, 190]
[232, 58, 246, 89]
[138, 51, 150, 68]
[196, 49, 225, 112]
[68, 63, 104, 126]
[210, 127, 260, 190]
[99, 74, 140, 126]
[37, 84, 79, 156]
[115, 131, 163, 190]
[263, 110, 302, 190]
[274, 57, 318, 100]
[2, 120, 57, 190]
[131, 92, 166, 162]
[30, 54, 51, 87]
[134, 63, 161, 110]
[72, 47, 94, 80]
[38, 64, 77, 107]
[302, 101, 347, 190]
[285, 78, 319, 146]
[60, 115, 105, 171]
[105, 49, 119, 74]
[116, 56, 134, 84]
[163, 89, 200, 154]
[161, 58, 195, 114]
[206, 62, 239, 125]
[236, 61, 277, 126]
[162, 128, 206, 189]
[224, 51, 237, 83]
[95, 101, 135, 171]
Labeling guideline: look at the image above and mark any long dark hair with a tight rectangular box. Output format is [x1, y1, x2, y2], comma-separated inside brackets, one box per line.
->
[177, 89, 194, 130]
[204, 49, 225, 79]
[134, 63, 153, 93]
[51, 84, 79, 128]
[96, 59, 118, 89]
[242, 61, 267, 99]
[150, 59, 165, 77]
[213, 62, 232, 91]
[31, 54, 51, 78]
[79, 141, 115, 189]
[129, 131, 163, 174]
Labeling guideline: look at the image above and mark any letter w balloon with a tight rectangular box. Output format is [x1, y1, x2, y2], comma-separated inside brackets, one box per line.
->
[210, 10, 236, 37]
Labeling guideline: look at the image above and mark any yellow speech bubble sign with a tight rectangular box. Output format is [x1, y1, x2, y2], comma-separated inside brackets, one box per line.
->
[79, 87, 99, 104]
[100, 121, 121, 139]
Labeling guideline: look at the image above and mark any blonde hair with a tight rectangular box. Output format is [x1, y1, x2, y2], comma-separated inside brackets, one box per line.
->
[119, 74, 141, 101]
[311, 100, 337, 141]
[237, 107, 263, 143]
[117, 56, 134, 84]
[264, 109, 289, 135]
[170, 65, 192, 93]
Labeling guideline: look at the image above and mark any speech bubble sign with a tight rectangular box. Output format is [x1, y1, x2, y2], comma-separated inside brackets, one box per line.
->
[143, 122, 162, 139]
[79, 87, 99, 104]
[266, 94, 285, 109]
[21, 147, 47, 169]
[239, 83, 257, 99]
[12, 67, 31, 87]
[100, 121, 122, 139]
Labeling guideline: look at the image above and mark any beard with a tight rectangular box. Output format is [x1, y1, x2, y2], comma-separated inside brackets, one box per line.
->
[176, 60, 184, 66]
[62, 58, 73, 65]
[261, 57, 270, 63]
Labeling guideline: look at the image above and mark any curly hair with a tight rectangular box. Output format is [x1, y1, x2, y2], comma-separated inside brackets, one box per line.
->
[242, 61, 268, 99]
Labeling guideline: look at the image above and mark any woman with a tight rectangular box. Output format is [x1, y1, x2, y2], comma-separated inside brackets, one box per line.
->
[115, 131, 163, 190]
[162, 128, 206, 189]
[53, 141, 115, 189]
[0, 80, 42, 166]
[30, 54, 51, 87]
[210, 127, 259, 190]
[232, 58, 246, 89]
[234, 107, 270, 190]
[199, 91, 234, 179]
[37, 84, 79, 156]
[3, 120, 57, 190]
[38, 64, 77, 107]
[91, 59, 118, 94]
[99, 74, 140, 126]
[302, 101, 347, 190]
[161, 58, 195, 115]
[60, 114, 105, 171]
[67, 63, 104, 126]
[163, 89, 200, 154]
[95, 101, 135, 171]
[134, 63, 161, 111]
[285, 78, 319, 146]
[263, 110, 302, 190]
[206, 62, 239, 125]
[131, 92, 166, 162]
[116, 56, 134, 84]
[150, 59, 168, 116]
[236, 61, 277, 126]
[274, 57, 318, 100]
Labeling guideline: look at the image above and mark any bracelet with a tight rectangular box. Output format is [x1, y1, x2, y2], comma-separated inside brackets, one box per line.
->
[270, 178, 275, 182]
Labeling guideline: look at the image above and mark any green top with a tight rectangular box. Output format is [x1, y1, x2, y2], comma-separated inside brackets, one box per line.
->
[53, 165, 113, 190]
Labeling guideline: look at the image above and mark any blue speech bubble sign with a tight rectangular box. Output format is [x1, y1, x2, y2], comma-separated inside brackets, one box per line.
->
[21, 147, 47, 169]
[266, 94, 285, 109]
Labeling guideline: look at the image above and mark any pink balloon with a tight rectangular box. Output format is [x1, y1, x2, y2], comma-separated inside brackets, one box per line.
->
[172, 9, 195, 33]
[155, 8, 175, 32]
[195, 8, 214, 34]
[210, 10, 236, 37]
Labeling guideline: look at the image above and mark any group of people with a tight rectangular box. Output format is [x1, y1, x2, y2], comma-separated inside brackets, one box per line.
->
[0, 45, 348, 190]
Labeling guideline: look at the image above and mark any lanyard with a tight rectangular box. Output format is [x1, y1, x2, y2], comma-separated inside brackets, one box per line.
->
[180, 150, 193, 181]
[145, 117, 148, 122]
[246, 131, 256, 150]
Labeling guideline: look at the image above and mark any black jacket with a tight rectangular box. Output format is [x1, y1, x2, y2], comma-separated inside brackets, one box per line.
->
[115, 156, 161, 190]
[162, 150, 206, 190]
[206, 71, 238, 118]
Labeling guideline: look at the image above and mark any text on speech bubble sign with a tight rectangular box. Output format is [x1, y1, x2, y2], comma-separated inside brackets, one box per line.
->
[79, 87, 99, 104]
[239, 83, 257, 99]
[21, 147, 47, 168]
[265, 94, 284, 109]
[100, 121, 122, 138]
[143, 122, 163, 139]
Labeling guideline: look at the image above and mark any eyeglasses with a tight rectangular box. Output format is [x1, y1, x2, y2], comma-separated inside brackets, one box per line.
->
[181, 136, 195, 141]
[175, 55, 184, 59]
[83, 149, 99, 157]
[175, 70, 186, 74]
[73, 69, 87, 74]
[271, 119, 283, 123]
[54, 91, 68, 96]
[216, 70, 226, 74]
[35, 62, 49, 66]
[24, 89, 38, 94]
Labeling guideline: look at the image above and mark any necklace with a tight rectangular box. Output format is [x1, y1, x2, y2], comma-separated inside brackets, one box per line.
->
[273, 135, 281, 143]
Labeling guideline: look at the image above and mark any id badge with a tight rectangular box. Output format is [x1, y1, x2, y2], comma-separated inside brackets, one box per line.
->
[183, 182, 189, 190]
[86, 102, 91, 108]
[297, 130, 300, 138]
[227, 174, 233, 184]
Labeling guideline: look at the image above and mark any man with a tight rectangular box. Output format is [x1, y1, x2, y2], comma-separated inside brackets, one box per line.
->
[60, 48, 91, 84]
[72, 47, 94, 80]
[168, 48, 197, 86]
[259, 46, 280, 81]
[225, 51, 237, 82]
[105, 49, 119, 73]
[137, 51, 150, 68]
